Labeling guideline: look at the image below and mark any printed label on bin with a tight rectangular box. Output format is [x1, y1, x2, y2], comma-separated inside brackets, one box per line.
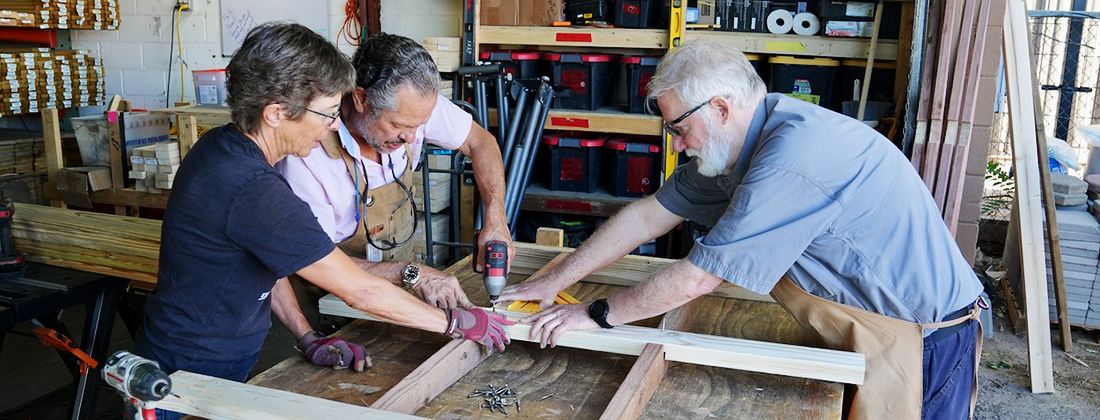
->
[638, 71, 654, 97]
[846, 3, 875, 17]
[562, 70, 587, 94]
[792, 79, 812, 94]
[623, 3, 640, 15]
[561, 157, 584, 181]
[198, 85, 219, 105]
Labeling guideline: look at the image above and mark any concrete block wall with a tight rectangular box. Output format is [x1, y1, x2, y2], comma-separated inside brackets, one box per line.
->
[380, 0, 462, 43]
[955, 0, 1008, 265]
[68, 0, 353, 111]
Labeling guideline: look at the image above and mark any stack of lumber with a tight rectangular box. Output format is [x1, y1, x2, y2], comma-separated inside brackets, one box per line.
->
[0, 137, 47, 174]
[10, 203, 160, 289]
[0, 0, 120, 29]
[1041, 210, 1100, 326]
[909, 0, 993, 235]
[0, 9, 34, 27]
[0, 48, 106, 117]
[129, 141, 179, 193]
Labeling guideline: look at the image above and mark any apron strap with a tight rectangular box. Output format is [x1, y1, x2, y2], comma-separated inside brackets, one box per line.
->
[918, 297, 985, 330]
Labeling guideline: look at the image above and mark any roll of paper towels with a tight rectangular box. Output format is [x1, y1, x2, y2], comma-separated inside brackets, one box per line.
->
[793, 12, 821, 36]
[767, 9, 794, 35]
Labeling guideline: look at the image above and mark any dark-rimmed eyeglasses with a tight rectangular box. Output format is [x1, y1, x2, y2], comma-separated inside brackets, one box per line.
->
[302, 106, 340, 126]
[663, 101, 710, 137]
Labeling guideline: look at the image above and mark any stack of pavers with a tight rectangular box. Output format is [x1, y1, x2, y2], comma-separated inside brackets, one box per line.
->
[1045, 209, 1100, 326]
[1051, 172, 1089, 210]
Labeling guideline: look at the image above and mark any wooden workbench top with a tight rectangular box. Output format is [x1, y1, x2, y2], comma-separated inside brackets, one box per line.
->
[247, 255, 843, 419]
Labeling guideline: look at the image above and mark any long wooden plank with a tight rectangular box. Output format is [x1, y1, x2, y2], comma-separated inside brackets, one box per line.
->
[1021, 8, 1072, 352]
[944, 0, 994, 235]
[369, 253, 570, 414]
[159, 371, 424, 420]
[319, 295, 866, 385]
[600, 299, 702, 420]
[922, 0, 964, 190]
[934, 0, 979, 212]
[911, 0, 944, 173]
[1002, 0, 1055, 393]
[511, 242, 775, 302]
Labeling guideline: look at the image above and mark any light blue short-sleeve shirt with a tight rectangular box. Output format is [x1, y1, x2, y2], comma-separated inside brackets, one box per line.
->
[655, 93, 983, 326]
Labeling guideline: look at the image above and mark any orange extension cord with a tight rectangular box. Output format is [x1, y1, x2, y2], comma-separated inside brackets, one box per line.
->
[341, 0, 364, 46]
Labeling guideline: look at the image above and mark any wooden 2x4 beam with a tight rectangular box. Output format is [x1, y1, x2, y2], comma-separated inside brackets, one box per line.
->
[319, 294, 866, 385]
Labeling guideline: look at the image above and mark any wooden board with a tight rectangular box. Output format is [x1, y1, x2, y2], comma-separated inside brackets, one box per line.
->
[162, 371, 424, 419]
[320, 297, 865, 385]
[251, 255, 843, 419]
[1002, 0, 1055, 393]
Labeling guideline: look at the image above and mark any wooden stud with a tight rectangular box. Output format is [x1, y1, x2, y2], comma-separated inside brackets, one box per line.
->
[856, 1, 885, 121]
[922, 0, 964, 192]
[893, 1, 916, 121]
[934, 0, 979, 213]
[41, 108, 64, 208]
[535, 227, 565, 247]
[1003, 0, 1055, 393]
[107, 110, 126, 215]
[912, 0, 944, 174]
[320, 295, 866, 385]
[158, 371, 424, 420]
[179, 114, 197, 158]
[600, 299, 702, 420]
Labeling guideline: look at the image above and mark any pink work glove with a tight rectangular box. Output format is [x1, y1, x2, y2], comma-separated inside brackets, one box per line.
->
[296, 331, 372, 372]
[445, 308, 516, 352]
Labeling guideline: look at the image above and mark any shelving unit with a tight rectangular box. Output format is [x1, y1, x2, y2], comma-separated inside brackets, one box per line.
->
[470, 0, 912, 220]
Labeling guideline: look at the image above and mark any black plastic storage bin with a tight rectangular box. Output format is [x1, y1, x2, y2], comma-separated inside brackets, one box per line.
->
[567, 0, 610, 24]
[715, 0, 771, 32]
[545, 52, 617, 110]
[744, 53, 768, 87]
[768, 56, 839, 107]
[479, 50, 543, 80]
[621, 55, 660, 114]
[542, 133, 606, 193]
[830, 59, 897, 111]
[614, 0, 659, 28]
[606, 138, 661, 197]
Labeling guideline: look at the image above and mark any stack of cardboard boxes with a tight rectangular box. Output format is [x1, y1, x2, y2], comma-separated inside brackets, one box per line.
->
[422, 37, 460, 73]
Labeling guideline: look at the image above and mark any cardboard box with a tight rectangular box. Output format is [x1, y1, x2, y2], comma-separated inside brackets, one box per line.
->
[57, 165, 110, 208]
[480, 0, 564, 26]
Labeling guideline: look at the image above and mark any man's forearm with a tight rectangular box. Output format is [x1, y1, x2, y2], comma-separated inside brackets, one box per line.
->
[605, 260, 723, 325]
[551, 196, 683, 287]
[460, 126, 508, 227]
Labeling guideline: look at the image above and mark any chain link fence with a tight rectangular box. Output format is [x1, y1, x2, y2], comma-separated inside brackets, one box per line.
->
[980, 11, 1100, 259]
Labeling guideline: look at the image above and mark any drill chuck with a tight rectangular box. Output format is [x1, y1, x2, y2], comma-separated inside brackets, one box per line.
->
[103, 350, 172, 403]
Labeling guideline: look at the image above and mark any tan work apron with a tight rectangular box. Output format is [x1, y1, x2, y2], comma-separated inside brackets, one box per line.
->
[320, 132, 416, 263]
[769, 277, 983, 420]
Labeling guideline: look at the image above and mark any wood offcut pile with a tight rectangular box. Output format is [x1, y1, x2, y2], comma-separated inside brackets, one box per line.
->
[0, 48, 106, 117]
[0, 0, 120, 29]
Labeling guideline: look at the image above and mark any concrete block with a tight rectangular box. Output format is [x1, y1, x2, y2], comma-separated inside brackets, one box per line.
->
[1051, 172, 1089, 194]
[974, 77, 998, 127]
[1055, 192, 1088, 206]
[1060, 239, 1100, 252]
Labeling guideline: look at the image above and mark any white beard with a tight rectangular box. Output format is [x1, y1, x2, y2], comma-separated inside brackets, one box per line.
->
[687, 115, 733, 177]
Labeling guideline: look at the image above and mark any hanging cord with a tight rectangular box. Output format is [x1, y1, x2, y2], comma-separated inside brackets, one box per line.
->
[176, 6, 186, 102]
[341, 0, 364, 46]
[357, 152, 419, 251]
[165, 6, 178, 107]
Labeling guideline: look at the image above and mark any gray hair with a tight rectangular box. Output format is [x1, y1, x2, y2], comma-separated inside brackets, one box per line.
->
[352, 33, 440, 117]
[226, 22, 356, 134]
[647, 40, 766, 111]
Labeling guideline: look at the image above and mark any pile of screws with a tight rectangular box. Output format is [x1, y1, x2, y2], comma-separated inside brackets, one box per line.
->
[470, 383, 521, 415]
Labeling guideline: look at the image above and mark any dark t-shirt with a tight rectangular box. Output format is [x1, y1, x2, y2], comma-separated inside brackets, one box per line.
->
[136, 125, 334, 375]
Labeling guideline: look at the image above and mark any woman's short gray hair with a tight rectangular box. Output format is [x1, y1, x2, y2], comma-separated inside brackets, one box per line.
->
[226, 22, 355, 134]
[646, 40, 766, 111]
[352, 33, 440, 117]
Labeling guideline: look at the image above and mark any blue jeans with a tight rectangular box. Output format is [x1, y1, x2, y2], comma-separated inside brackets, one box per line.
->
[921, 319, 979, 420]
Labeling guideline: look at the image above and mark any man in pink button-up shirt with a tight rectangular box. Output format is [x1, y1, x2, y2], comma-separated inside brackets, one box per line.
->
[274, 34, 511, 338]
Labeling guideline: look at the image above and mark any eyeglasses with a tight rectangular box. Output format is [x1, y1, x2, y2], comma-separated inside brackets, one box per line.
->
[663, 100, 710, 137]
[302, 106, 340, 126]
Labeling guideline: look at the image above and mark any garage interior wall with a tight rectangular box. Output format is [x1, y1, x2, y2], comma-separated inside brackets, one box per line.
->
[67, 0, 461, 111]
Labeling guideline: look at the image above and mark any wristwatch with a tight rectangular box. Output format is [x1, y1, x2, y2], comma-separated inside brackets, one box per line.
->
[588, 298, 614, 329]
[401, 263, 421, 291]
